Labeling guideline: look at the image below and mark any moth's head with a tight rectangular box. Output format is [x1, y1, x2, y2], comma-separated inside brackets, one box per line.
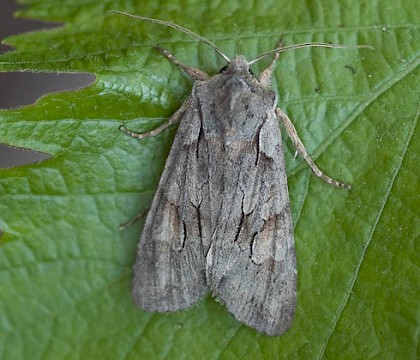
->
[219, 56, 253, 76]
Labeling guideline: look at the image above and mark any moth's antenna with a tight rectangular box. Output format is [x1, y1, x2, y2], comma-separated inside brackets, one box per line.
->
[249, 42, 374, 65]
[108, 10, 231, 62]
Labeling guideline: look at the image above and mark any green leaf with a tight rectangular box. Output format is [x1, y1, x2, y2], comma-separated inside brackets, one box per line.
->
[0, 0, 418, 359]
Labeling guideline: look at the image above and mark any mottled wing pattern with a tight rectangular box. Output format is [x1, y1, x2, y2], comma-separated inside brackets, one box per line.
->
[195, 73, 297, 336]
[132, 98, 208, 312]
[133, 70, 296, 336]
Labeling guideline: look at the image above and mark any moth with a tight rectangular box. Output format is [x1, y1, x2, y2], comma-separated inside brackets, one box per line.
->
[111, 11, 370, 336]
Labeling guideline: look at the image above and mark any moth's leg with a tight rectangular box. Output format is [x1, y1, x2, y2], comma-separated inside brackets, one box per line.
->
[119, 207, 149, 231]
[119, 103, 186, 139]
[156, 46, 210, 81]
[276, 107, 351, 189]
[258, 41, 284, 86]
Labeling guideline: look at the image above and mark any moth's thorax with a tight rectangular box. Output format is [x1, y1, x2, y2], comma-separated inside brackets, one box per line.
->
[210, 72, 277, 110]
[192, 66, 277, 141]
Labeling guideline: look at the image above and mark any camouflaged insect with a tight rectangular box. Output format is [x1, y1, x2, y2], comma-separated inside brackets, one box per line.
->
[111, 11, 369, 336]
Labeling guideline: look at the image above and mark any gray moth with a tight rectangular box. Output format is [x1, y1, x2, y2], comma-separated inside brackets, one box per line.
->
[112, 11, 369, 336]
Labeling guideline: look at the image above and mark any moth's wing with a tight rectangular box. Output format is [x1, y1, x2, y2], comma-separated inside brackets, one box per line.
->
[205, 114, 297, 336]
[132, 98, 208, 312]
